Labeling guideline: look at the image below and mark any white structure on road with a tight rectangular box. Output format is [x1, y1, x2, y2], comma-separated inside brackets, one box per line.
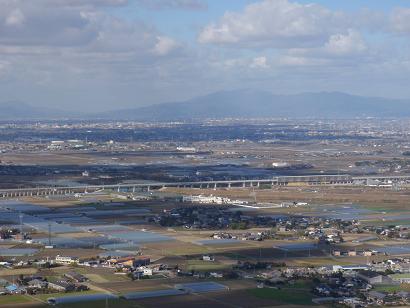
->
[182, 194, 247, 205]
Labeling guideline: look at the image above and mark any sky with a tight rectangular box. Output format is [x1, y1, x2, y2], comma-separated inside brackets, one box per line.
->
[1, 0, 410, 111]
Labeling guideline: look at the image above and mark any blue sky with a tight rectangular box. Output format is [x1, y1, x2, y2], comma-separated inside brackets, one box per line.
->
[1, 0, 410, 111]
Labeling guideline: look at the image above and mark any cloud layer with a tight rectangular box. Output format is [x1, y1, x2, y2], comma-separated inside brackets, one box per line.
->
[0, 0, 410, 110]
[198, 0, 346, 48]
[198, 0, 410, 99]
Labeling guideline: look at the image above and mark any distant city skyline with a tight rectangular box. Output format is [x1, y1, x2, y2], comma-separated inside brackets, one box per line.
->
[1, 0, 410, 111]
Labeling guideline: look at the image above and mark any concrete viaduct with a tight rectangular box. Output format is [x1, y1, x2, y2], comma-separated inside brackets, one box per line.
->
[0, 174, 409, 199]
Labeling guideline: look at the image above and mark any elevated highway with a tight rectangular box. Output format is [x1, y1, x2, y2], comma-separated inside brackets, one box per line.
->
[0, 174, 409, 199]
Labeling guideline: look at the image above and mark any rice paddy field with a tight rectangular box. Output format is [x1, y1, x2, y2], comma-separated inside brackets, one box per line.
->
[1, 183, 410, 308]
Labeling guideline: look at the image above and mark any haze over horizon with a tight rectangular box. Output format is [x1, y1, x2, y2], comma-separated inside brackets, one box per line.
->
[2, 0, 410, 112]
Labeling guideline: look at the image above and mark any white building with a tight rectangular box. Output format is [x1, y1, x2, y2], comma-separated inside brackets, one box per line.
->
[55, 255, 79, 265]
[176, 147, 196, 152]
[182, 194, 231, 205]
[137, 267, 153, 276]
[390, 274, 410, 283]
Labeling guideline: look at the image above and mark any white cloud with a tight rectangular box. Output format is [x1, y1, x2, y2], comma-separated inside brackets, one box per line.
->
[0, 0, 186, 89]
[324, 29, 367, 56]
[390, 8, 410, 34]
[0, 0, 410, 109]
[0, 2, 99, 46]
[250, 56, 269, 69]
[0, 60, 11, 77]
[5, 9, 25, 27]
[136, 0, 207, 10]
[198, 0, 345, 48]
[153, 36, 179, 56]
[278, 55, 310, 66]
[43, 0, 129, 8]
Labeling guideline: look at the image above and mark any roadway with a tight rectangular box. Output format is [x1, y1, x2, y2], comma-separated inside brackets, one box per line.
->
[0, 174, 409, 198]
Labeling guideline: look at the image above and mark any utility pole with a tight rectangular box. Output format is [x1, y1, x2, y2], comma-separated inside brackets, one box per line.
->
[19, 212, 23, 239]
[48, 223, 52, 246]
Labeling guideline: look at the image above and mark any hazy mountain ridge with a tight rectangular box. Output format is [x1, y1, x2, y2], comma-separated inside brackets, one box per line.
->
[0, 101, 75, 120]
[1, 91, 410, 120]
[96, 90, 410, 120]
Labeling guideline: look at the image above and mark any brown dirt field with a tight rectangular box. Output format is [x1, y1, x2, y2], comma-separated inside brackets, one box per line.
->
[141, 240, 211, 257]
[133, 289, 325, 308]
[34, 248, 103, 260]
[165, 186, 410, 209]
[0, 303, 44, 308]
[0, 268, 38, 276]
[216, 247, 326, 260]
[0, 152, 92, 165]
[93, 277, 201, 294]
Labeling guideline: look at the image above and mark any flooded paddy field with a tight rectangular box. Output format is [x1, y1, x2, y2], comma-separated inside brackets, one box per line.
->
[0, 199, 175, 258]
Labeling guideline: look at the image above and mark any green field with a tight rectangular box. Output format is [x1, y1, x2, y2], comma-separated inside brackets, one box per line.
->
[374, 284, 410, 292]
[162, 244, 210, 255]
[0, 294, 135, 308]
[221, 252, 247, 259]
[34, 290, 101, 301]
[286, 280, 314, 290]
[57, 298, 135, 308]
[0, 295, 33, 305]
[248, 288, 315, 305]
[186, 260, 230, 271]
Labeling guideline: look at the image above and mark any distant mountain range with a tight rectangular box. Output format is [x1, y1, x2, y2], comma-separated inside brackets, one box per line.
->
[2, 90, 410, 120]
[0, 101, 74, 120]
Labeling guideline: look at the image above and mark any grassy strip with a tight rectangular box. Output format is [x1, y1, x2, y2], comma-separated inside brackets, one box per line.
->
[248, 288, 314, 305]
[34, 290, 101, 301]
[0, 295, 33, 305]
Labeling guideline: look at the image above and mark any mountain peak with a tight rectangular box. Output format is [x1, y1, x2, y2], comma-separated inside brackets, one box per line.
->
[96, 90, 410, 120]
[1, 91, 409, 120]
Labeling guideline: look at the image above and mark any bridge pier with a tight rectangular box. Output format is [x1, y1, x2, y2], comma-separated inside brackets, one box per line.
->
[2, 174, 407, 199]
